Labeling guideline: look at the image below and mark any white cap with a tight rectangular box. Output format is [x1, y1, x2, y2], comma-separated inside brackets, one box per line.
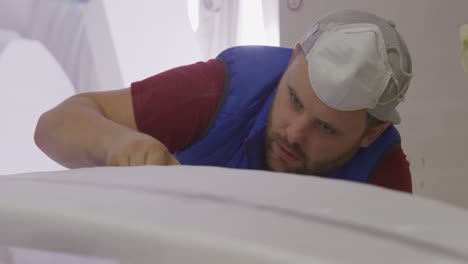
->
[300, 10, 413, 124]
[461, 24, 468, 74]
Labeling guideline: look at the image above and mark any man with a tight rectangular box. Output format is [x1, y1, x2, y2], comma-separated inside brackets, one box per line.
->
[35, 10, 413, 192]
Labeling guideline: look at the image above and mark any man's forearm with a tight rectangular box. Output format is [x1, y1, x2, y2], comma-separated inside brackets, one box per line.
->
[34, 95, 137, 168]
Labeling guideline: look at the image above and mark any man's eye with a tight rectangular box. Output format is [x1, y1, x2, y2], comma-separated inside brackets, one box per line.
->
[315, 121, 335, 135]
[289, 91, 302, 109]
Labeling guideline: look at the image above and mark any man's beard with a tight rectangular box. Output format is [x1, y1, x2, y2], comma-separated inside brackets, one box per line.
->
[264, 114, 363, 176]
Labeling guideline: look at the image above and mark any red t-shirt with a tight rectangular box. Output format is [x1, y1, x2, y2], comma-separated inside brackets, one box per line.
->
[131, 60, 412, 193]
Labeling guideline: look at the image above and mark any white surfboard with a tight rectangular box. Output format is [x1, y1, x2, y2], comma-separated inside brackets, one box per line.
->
[0, 166, 467, 263]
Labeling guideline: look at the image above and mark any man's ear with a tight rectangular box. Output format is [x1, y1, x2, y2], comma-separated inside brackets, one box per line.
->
[288, 42, 303, 67]
[360, 121, 391, 147]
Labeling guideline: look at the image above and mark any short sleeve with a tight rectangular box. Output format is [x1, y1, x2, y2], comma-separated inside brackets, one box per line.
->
[131, 59, 225, 152]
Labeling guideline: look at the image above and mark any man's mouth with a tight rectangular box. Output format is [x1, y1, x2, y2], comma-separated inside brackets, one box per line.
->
[275, 141, 300, 162]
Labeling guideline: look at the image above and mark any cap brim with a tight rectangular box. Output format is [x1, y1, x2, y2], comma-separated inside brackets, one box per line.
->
[388, 109, 401, 124]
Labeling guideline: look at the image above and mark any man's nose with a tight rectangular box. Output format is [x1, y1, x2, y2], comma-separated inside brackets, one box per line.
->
[286, 116, 308, 145]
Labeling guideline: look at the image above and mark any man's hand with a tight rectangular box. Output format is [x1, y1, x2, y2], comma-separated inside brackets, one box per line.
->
[105, 133, 180, 166]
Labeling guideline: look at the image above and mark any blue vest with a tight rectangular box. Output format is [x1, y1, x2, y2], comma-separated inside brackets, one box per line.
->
[176, 46, 401, 183]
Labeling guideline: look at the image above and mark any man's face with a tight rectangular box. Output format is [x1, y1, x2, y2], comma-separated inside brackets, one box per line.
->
[265, 48, 371, 176]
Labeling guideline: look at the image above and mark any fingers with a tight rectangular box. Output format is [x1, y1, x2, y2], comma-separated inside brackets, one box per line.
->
[107, 151, 128, 166]
[105, 134, 180, 167]
[167, 154, 181, 165]
[145, 148, 180, 166]
[129, 148, 147, 166]
[145, 149, 166, 165]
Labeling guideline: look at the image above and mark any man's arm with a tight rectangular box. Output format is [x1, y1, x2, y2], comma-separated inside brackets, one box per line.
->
[34, 88, 178, 168]
[35, 59, 225, 169]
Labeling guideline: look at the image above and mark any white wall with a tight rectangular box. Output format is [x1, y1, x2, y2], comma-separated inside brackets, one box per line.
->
[279, 0, 468, 208]
[0, 39, 73, 175]
[101, 0, 203, 87]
